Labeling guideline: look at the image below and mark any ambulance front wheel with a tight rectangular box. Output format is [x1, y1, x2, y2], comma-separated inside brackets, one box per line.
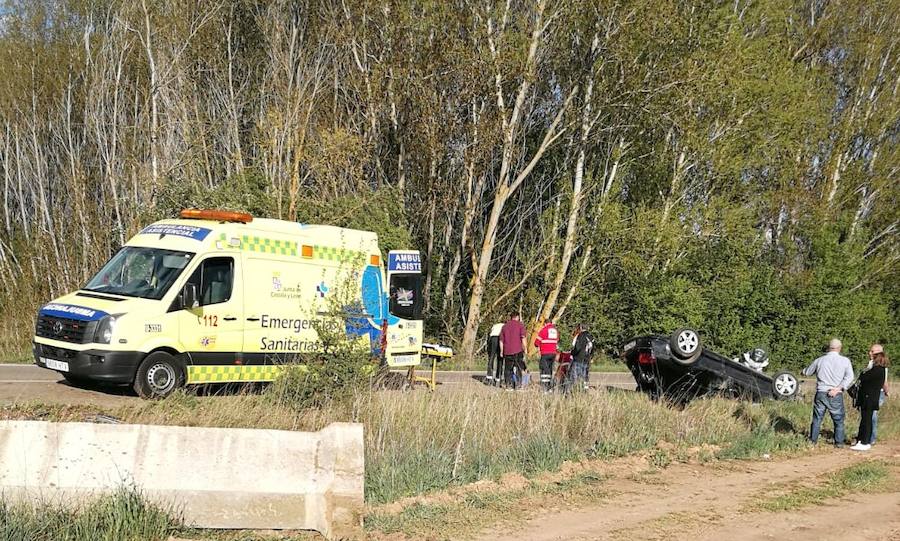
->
[134, 351, 185, 399]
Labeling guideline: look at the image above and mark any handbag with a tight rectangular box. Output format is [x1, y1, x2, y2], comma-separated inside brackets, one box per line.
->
[847, 380, 859, 400]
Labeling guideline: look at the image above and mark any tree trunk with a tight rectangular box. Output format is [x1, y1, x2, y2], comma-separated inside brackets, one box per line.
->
[142, 0, 160, 199]
[460, 0, 574, 362]
[529, 33, 599, 348]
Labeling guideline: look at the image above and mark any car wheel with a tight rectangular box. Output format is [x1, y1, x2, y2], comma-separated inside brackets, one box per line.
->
[772, 371, 799, 400]
[133, 351, 185, 399]
[670, 328, 702, 364]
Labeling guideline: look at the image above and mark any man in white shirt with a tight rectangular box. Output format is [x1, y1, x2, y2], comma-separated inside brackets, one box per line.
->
[486, 322, 504, 385]
[803, 338, 854, 447]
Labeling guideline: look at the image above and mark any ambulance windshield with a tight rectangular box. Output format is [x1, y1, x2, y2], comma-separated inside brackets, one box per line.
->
[84, 247, 194, 300]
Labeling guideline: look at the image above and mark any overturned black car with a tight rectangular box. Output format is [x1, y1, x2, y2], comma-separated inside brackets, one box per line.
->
[622, 329, 800, 403]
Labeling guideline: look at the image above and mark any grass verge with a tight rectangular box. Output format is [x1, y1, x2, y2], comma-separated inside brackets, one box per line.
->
[5, 387, 865, 505]
[3, 387, 899, 539]
[0, 487, 178, 541]
[0, 489, 320, 541]
[751, 460, 894, 512]
[365, 470, 609, 539]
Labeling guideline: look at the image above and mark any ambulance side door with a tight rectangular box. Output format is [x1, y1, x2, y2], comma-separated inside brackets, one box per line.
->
[175, 255, 244, 362]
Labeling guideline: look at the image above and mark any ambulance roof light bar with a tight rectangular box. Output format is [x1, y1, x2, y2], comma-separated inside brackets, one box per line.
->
[180, 209, 253, 223]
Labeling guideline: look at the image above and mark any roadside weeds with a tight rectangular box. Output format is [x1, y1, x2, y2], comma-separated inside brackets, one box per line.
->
[748, 459, 896, 512]
[2, 388, 898, 540]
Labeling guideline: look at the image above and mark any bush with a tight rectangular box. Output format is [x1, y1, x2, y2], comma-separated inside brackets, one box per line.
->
[265, 280, 379, 412]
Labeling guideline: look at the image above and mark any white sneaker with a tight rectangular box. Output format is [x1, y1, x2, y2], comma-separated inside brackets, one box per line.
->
[850, 443, 871, 451]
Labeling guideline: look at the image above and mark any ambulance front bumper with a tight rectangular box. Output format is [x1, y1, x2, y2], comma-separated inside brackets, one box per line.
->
[32, 341, 143, 383]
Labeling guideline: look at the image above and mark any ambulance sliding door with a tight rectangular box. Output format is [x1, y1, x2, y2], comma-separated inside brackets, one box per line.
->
[242, 255, 330, 361]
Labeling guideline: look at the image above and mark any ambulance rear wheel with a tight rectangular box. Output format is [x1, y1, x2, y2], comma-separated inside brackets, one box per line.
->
[134, 352, 185, 399]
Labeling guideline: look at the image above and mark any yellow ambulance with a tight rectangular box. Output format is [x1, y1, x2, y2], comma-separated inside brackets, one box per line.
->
[32, 209, 424, 398]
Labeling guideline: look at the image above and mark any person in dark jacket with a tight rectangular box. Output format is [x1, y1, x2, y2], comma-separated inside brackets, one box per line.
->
[851, 350, 889, 451]
[564, 324, 594, 393]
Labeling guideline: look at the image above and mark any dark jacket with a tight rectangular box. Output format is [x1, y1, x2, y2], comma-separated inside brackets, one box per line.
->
[858, 365, 887, 410]
[571, 331, 595, 364]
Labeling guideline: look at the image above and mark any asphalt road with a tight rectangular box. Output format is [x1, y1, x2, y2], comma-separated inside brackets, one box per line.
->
[1, 364, 814, 406]
[0, 364, 639, 405]
[0, 363, 139, 406]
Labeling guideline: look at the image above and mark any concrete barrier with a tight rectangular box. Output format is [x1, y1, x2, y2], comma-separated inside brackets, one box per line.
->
[0, 420, 364, 539]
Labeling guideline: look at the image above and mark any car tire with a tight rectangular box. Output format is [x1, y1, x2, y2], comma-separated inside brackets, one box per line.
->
[772, 370, 799, 400]
[669, 328, 702, 364]
[133, 351, 185, 399]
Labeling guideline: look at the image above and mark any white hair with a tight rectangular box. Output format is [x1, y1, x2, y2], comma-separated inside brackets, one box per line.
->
[829, 338, 842, 351]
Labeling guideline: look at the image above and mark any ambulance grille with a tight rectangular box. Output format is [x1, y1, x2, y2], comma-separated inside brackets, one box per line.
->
[35, 315, 91, 344]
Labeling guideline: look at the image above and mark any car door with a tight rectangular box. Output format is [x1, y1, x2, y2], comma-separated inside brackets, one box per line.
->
[177, 255, 243, 364]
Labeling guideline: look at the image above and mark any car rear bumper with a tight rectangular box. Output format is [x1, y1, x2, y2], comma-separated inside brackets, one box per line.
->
[32, 341, 143, 383]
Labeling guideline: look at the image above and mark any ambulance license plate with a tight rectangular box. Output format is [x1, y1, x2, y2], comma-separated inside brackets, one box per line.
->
[42, 357, 69, 372]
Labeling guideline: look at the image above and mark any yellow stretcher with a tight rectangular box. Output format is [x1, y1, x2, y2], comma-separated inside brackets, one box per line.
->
[409, 343, 454, 391]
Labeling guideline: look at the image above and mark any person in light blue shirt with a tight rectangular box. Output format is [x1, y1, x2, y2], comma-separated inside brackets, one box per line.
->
[803, 338, 854, 447]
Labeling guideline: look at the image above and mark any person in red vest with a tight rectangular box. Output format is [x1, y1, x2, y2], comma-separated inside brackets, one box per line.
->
[534, 319, 560, 391]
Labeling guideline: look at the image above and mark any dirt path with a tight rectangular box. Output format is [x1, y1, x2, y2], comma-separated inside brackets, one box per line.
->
[475, 443, 900, 541]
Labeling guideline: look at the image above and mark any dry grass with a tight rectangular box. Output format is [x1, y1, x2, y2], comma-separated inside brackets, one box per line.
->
[4, 386, 899, 540]
[3, 385, 837, 504]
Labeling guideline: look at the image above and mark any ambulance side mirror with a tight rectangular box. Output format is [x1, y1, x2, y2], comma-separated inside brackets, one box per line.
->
[182, 283, 199, 310]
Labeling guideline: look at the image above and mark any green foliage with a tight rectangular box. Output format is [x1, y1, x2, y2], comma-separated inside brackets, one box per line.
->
[0, 487, 178, 541]
[154, 169, 275, 220]
[265, 348, 371, 412]
[294, 186, 411, 254]
[265, 281, 377, 412]
[0, 0, 897, 373]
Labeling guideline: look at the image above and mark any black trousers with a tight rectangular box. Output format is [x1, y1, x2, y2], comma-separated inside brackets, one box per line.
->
[487, 336, 500, 382]
[503, 353, 525, 388]
[493, 351, 503, 382]
[539, 353, 555, 390]
[858, 405, 876, 444]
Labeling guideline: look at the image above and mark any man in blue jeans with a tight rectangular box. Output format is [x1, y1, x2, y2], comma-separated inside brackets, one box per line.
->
[871, 390, 886, 443]
[803, 338, 855, 447]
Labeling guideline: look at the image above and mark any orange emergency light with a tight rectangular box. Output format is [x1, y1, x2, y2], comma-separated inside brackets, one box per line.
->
[180, 209, 253, 223]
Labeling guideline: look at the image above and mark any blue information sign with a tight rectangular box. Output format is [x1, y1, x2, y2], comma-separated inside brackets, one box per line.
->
[388, 252, 422, 273]
[140, 223, 212, 241]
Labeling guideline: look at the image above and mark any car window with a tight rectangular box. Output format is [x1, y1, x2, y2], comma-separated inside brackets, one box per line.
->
[184, 257, 234, 306]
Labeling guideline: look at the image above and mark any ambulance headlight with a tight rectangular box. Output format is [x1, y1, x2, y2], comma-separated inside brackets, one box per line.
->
[94, 314, 123, 344]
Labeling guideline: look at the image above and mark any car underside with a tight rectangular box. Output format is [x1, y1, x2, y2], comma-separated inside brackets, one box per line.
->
[622, 329, 799, 404]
